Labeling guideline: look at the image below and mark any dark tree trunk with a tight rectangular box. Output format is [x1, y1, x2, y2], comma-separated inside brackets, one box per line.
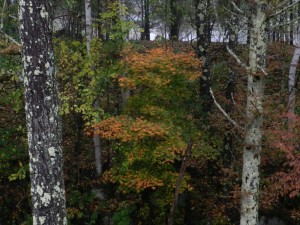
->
[223, 0, 238, 168]
[195, 0, 212, 113]
[169, 0, 182, 40]
[141, 0, 150, 40]
[290, 0, 294, 45]
[19, 0, 67, 224]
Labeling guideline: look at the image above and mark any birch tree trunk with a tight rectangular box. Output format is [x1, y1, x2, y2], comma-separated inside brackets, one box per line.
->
[288, 25, 300, 130]
[85, 0, 103, 176]
[19, 0, 67, 224]
[240, 2, 267, 225]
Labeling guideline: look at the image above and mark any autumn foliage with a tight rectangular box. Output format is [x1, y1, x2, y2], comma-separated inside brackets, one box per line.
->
[87, 47, 200, 222]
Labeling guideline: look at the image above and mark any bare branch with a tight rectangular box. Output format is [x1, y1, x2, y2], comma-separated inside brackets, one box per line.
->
[277, 0, 292, 9]
[210, 87, 244, 131]
[258, 65, 268, 76]
[223, 6, 247, 20]
[270, 0, 300, 19]
[270, 16, 300, 30]
[231, 1, 244, 14]
[8, 14, 17, 20]
[226, 45, 249, 71]
[0, 29, 21, 46]
[213, 0, 249, 71]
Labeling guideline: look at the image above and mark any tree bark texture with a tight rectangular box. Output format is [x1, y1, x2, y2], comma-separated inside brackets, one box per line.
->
[195, 0, 213, 113]
[288, 25, 300, 130]
[240, 2, 267, 225]
[19, 0, 67, 224]
[85, 0, 103, 176]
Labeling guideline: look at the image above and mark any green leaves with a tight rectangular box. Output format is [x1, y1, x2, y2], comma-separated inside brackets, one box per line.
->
[8, 161, 27, 181]
[98, 2, 136, 41]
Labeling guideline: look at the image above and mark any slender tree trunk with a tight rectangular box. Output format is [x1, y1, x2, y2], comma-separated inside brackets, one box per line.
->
[288, 25, 300, 130]
[289, 0, 294, 45]
[223, 0, 238, 168]
[85, 0, 92, 53]
[168, 141, 193, 225]
[240, 2, 267, 225]
[169, 0, 182, 40]
[85, 0, 103, 176]
[19, 0, 67, 224]
[195, 0, 212, 113]
[93, 100, 103, 176]
[141, 0, 150, 40]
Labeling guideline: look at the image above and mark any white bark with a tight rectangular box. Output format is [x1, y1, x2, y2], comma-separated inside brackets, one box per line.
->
[240, 2, 267, 225]
[85, 0, 102, 176]
[288, 25, 300, 130]
[85, 0, 92, 53]
[19, 0, 67, 224]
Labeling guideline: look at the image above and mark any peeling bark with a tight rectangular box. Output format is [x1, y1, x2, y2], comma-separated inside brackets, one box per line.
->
[240, 2, 267, 225]
[19, 0, 67, 224]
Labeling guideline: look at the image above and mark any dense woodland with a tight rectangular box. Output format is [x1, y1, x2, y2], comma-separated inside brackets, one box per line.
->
[2, 0, 300, 224]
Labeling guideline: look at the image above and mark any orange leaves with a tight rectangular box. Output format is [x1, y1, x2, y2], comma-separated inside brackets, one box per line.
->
[103, 170, 164, 193]
[119, 47, 201, 89]
[121, 172, 164, 192]
[118, 77, 136, 89]
[94, 116, 167, 142]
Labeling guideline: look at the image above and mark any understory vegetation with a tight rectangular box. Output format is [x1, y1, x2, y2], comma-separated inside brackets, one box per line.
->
[1, 37, 300, 224]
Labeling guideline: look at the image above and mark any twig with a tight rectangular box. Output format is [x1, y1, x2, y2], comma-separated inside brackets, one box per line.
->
[210, 87, 244, 131]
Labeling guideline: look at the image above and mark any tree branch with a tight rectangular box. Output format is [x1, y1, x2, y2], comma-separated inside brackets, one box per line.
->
[226, 45, 249, 71]
[0, 29, 21, 46]
[270, 0, 300, 19]
[270, 16, 300, 30]
[210, 87, 244, 131]
[258, 65, 268, 76]
[231, 1, 244, 14]
[212, 0, 249, 71]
